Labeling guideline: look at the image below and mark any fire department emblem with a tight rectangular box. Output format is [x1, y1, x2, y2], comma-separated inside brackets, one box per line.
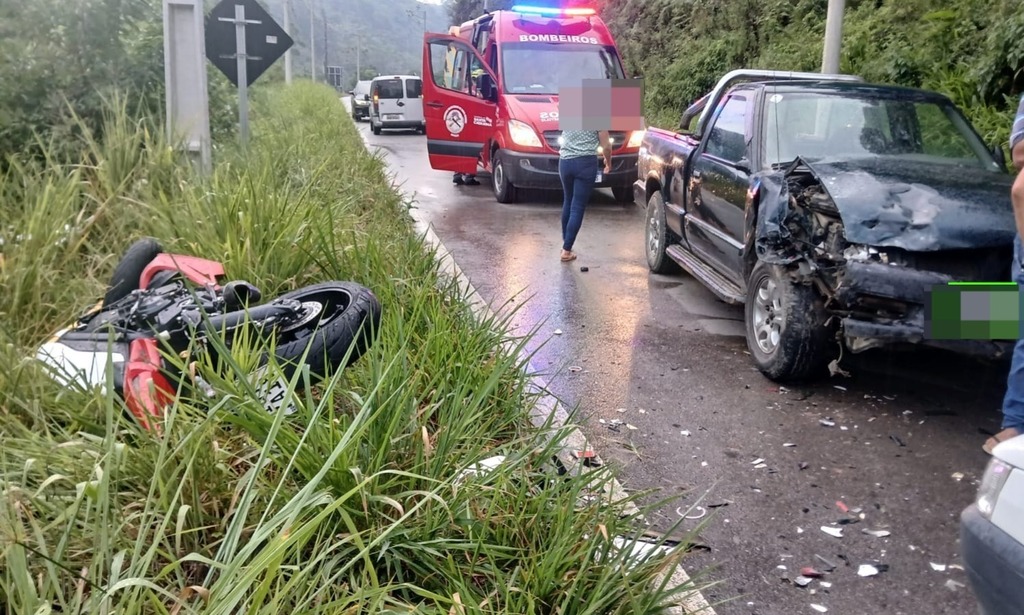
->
[444, 105, 467, 136]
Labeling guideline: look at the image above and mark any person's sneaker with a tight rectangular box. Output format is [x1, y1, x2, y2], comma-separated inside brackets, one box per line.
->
[453, 173, 464, 185]
[463, 175, 480, 186]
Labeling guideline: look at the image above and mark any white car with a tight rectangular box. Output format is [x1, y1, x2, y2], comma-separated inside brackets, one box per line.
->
[369, 75, 425, 135]
[961, 434, 1024, 615]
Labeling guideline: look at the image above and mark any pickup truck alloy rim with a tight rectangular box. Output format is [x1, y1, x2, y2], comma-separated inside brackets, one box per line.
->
[647, 209, 661, 258]
[494, 161, 505, 192]
[752, 277, 783, 354]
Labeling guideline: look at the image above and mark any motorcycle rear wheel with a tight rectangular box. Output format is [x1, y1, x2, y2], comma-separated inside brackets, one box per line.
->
[104, 237, 164, 307]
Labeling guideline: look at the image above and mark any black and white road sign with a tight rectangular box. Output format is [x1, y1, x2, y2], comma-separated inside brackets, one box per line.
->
[205, 0, 293, 87]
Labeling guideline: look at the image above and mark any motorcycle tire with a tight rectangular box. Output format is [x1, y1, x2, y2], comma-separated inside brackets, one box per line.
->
[268, 281, 382, 380]
[104, 237, 164, 307]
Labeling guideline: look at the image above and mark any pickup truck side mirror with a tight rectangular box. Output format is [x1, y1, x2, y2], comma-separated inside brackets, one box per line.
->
[991, 143, 1007, 170]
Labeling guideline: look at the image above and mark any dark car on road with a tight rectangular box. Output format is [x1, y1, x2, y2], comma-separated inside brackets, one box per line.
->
[634, 70, 1016, 382]
[350, 80, 372, 121]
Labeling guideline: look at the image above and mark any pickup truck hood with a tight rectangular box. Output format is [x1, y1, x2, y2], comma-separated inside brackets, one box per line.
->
[803, 157, 1015, 251]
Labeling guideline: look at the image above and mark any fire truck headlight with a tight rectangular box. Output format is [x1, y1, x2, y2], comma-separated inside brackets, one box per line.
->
[627, 130, 645, 148]
[509, 120, 543, 148]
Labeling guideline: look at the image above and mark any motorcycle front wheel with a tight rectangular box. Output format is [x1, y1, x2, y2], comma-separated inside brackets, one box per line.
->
[269, 281, 382, 380]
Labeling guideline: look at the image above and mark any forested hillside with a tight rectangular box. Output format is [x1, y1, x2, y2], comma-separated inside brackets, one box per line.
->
[599, 0, 1024, 150]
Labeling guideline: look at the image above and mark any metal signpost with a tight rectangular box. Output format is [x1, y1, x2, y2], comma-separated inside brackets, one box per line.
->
[205, 0, 293, 147]
[163, 0, 212, 174]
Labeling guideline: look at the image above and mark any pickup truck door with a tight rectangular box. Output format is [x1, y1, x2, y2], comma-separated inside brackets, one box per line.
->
[687, 94, 753, 285]
[421, 35, 498, 174]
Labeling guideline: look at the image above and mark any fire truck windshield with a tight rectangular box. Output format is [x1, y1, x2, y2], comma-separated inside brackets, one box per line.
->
[500, 43, 625, 95]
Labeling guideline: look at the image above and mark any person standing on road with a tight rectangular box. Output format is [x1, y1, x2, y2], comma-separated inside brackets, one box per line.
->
[558, 129, 612, 262]
[986, 93, 1024, 454]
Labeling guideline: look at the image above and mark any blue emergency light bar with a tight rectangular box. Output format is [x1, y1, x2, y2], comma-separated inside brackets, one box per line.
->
[510, 5, 597, 17]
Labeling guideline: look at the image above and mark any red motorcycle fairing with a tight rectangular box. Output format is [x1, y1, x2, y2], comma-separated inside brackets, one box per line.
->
[123, 338, 176, 431]
[140, 254, 225, 290]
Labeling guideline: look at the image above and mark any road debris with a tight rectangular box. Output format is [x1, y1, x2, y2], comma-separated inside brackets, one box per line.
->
[616, 408, 627, 413]
[580, 266, 589, 272]
[784, 442, 797, 447]
[568, 365, 582, 372]
[678, 505, 707, 520]
[701, 461, 708, 467]
[554, 329, 563, 335]
[681, 430, 691, 437]
[811, 604, 829, 613]
[638, 408, 647, 414]
[794, 576, 814, 587]
[626, 423, 637, 431]
[819, 419, 836, 427]
[890, 435, 906, 447]
[930, 562, 947, 572]
[945, 580, 965, 591]
[857, 564, 879, 577]
[951, 472, 965, 482]
[815, 555, 838, 572]
[751, 458, 766, 465]
[754, 463, 768, 469]
[833, 386, 847, 391]
[799, 462, 810, 470]
[836, 501, 849, 514]
[819, 581, 832, 589]
[820, 526, 843, 538]
[862, 529, 891, 538]
[801, 567, 824, 578]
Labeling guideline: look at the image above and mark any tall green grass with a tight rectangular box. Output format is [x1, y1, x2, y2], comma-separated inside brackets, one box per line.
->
[0, 82, 709, 613]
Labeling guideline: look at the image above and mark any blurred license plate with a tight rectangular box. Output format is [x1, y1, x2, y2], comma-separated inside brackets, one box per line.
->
[385, 114, 401, 120]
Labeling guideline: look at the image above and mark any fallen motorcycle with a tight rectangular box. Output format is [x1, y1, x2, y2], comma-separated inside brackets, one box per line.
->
[35, 237, 382, 430]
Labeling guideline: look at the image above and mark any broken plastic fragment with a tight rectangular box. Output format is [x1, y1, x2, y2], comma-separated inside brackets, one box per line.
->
[857, 565, 879, 577]
[801, 567, 824, 578]
[568, 365, 582, 372]
[554, 329, 563, 335]
[834, 386, 847, 391]
[784, 442, 797, 447]
[951, 472, 964, 482]
[815, 555, 837, 572]
[626, 423, 637, 431]
[616, 408, 627, 413]
[794, 576, 814, 587]
[820, 526, 843, 538]
[819, 419, 836, 427]
[945, 579, 965, 591]
[930, 562, 946, 572]
[862, 529, 891, 538]
[751, 458, 766, 465]
[811, 604, 828, 613]
[754, 463, 768, 469]
[681, 430, 691, 437]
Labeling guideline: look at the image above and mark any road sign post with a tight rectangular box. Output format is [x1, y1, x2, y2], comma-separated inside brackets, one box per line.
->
[205, 0, 293, 147]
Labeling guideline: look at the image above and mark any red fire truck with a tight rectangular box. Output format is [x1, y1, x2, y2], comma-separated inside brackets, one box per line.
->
[421, 4, 642, 203]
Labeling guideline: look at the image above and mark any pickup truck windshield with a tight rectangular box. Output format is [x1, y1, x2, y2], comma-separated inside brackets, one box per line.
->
[762, 92, 999, 171]
[500, 43, 624, 94]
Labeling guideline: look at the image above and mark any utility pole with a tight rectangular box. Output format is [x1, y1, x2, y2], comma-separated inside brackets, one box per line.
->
[821, 0, 846, 74]
[322, 4, 327, 85]
[309, 0, 315, 82]
[283, 0, 292, 83]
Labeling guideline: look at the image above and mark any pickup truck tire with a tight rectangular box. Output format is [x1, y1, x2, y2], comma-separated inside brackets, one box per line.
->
[645, 192, 681, 274]
[744, 261, 831, 382]
[492, 150, 517, 203]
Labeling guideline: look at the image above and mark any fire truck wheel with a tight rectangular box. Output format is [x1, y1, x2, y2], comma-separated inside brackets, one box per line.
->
[492, 150, 517, 204]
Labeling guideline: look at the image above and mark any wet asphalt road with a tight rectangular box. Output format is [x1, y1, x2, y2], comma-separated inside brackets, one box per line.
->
[346, 99, 1011, 615]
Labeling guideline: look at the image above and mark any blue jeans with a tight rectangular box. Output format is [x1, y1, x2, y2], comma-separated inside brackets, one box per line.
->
[1002, 234, 1024, 431]
[559, 155, 598, 252]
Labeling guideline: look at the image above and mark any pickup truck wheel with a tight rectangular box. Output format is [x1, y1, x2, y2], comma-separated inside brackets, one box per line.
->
[492, 150, 517, 203]
[744, 260, 832, 382]
[645, 192, 681, 274]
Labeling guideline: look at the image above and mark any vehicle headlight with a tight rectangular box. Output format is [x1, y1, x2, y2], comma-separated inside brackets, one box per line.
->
[977, 458, 1012, 518]
[509, 120, 543, 148]
[627, 130, 645, 148]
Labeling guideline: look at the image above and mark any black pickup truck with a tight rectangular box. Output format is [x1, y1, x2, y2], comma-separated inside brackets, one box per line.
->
[634, 69, 1017, 382]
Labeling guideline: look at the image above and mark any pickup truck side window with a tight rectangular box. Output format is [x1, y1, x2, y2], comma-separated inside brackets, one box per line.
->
[704, 95, 747, 164]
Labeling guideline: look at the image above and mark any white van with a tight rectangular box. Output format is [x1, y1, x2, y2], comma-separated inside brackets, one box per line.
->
[369, 75, 425, 135]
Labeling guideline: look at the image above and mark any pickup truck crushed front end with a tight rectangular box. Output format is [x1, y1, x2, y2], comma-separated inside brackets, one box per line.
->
[753, 157, 1015, 356]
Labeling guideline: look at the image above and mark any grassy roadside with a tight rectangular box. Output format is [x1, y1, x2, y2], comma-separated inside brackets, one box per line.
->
[0, 82, 707, 613]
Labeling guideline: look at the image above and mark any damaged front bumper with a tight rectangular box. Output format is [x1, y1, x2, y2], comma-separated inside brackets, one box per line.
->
[835, 260, 1014, 358]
